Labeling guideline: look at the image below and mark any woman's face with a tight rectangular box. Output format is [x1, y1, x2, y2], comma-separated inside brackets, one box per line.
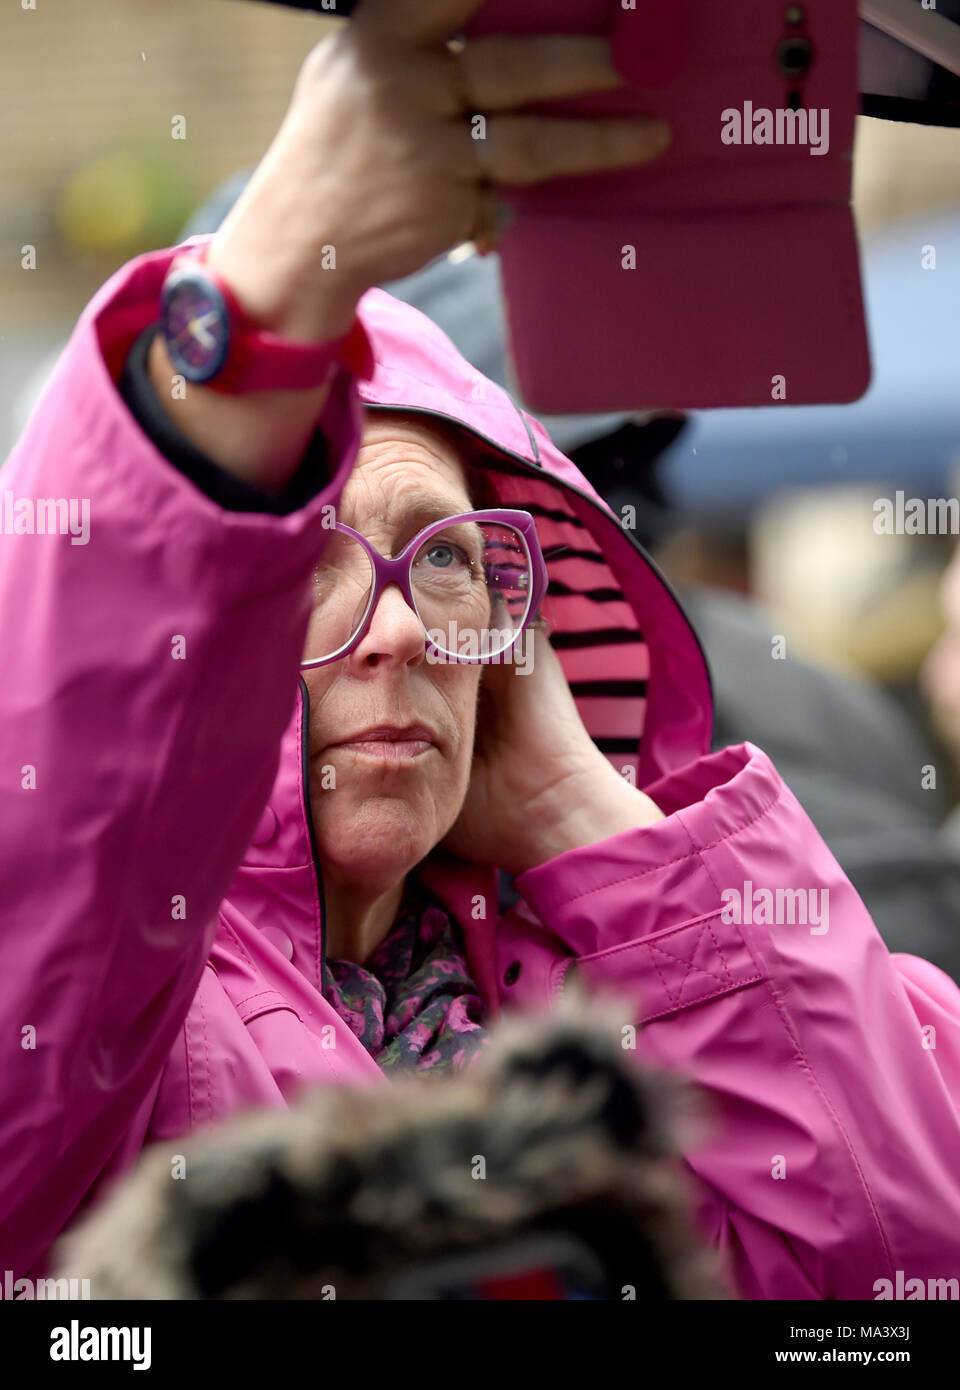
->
[301, 413, 484, 888]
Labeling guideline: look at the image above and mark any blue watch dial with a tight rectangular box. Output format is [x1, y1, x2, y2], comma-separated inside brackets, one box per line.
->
[160, 268, 230, 383]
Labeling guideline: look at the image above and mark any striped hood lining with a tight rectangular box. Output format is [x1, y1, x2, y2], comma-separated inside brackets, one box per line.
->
[477, 468, 648, 784]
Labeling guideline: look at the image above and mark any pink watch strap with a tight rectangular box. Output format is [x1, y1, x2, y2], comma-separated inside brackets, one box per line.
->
[172, 241, 375, 393]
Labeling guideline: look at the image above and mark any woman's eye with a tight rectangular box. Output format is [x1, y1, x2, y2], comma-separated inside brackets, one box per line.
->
[418, 542, 472, 571]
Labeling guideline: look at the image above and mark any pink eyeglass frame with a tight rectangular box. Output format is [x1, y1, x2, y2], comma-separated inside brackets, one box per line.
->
[300, 508, 549, 668]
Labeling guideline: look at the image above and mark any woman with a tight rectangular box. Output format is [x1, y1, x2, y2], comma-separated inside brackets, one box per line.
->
[2, 0, 960, 1299]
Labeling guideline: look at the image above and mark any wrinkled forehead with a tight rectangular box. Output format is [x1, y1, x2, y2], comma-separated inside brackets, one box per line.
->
[340, 409, 496, 533]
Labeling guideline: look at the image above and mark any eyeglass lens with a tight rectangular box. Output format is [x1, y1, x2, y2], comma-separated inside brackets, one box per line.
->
[303, 520, 532, 664]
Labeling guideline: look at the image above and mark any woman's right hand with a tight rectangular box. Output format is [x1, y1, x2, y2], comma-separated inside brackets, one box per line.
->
[148, 0, 672, 487]
[204, 0, 672, 346]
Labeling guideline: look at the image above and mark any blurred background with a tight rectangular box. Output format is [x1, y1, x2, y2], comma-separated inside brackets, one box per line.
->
[3, 0, 960, 834]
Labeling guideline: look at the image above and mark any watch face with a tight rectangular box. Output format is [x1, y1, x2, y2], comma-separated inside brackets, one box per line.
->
[160, 268, 230, 383]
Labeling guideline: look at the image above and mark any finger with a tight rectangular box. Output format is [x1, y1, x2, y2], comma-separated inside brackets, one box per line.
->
[450, 35, 625, 116]
[355, 0, 485, 45]
[452, 113, 672, 187]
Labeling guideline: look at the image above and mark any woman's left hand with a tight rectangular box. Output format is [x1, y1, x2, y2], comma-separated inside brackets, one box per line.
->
[441, 626, 664, 876]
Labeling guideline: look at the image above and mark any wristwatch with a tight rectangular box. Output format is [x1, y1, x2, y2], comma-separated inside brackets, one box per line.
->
[158, 241, 373, 394]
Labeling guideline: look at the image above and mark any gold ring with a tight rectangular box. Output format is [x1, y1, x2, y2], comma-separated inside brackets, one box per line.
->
[445, 37, 471, 114]
[446, 37, 504, 256]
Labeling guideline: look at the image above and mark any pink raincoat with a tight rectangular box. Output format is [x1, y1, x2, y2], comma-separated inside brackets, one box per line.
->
[2, 237, 960, 1298]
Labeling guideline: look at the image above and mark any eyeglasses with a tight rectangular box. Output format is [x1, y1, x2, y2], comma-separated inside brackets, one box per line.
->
[300, 509, 548, 668]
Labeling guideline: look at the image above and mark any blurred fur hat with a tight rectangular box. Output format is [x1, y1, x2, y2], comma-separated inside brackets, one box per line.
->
[56, 980, 726, 1301]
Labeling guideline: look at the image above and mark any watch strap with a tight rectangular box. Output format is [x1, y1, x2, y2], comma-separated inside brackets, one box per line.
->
[164, 241, 375, 394]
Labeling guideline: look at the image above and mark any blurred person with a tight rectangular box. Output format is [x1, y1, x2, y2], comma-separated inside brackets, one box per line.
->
[3, 0, 960, 1302]
[683, 582, 960, 979]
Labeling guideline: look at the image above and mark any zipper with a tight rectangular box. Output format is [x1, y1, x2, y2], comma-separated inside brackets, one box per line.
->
[298, 675, 328, 991]
[553, 957, 576, 1000]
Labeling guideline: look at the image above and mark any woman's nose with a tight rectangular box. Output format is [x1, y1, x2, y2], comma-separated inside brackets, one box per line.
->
[347, 583, 426, 673]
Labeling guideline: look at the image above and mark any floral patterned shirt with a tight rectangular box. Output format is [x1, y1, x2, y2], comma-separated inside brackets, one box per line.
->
[320, 877, 491, 1076]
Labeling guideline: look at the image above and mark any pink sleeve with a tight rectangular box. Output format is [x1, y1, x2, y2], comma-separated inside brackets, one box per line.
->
[515, 742, 960, 1299]
[0, 244, 362, 1278]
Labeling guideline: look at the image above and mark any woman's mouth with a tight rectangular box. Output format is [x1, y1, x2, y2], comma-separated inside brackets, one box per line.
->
[328, 725, 438, 761]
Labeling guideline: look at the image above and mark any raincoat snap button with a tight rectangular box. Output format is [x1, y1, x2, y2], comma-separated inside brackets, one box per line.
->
[504, 961, 522, 986]
[251, 805, 278, 845]
[261, 925, 294, 960]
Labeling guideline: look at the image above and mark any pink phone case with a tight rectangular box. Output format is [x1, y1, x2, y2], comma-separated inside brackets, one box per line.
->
[463, 0, 870, 411]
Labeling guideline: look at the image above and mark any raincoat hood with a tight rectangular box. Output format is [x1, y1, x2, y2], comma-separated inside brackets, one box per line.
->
[225, 282, 714, 993]
[351, 285, 713, 785]
[228, 285, 710, 867]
